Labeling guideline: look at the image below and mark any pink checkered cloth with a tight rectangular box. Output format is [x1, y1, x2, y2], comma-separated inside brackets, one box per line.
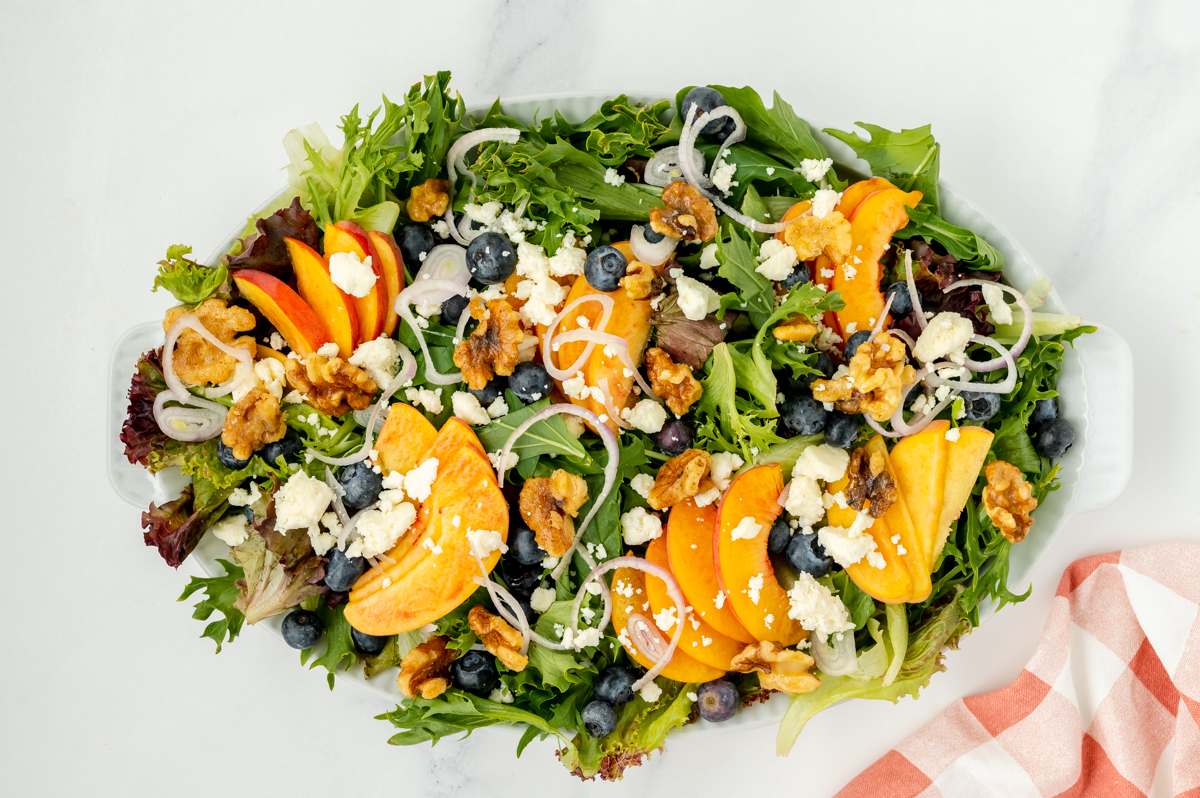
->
[838, 543, 1200, 797]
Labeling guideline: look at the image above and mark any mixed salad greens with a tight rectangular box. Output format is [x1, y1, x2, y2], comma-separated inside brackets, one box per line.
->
[120, 72, 1090, 780]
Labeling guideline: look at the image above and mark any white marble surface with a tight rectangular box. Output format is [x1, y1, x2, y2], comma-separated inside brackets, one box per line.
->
[2, 1, 1198, 795]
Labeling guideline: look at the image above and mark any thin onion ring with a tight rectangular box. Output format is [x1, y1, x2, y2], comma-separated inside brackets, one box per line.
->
[942, 280, 1034, 370]
[548, 329, 658, 399]
[541, 294, 615, 380]
[395, 279, 469, 385]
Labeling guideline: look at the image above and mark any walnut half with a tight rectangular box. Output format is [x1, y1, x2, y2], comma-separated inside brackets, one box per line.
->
[284, 353, 377, 417]
[397, 635, 456, 700]
[730, 641, 820, 695]
[648, 449, 713, 511]
[983, 460, 1037, 543]
[811, 331, 916, 422]
[468, 605, 528, 672]
[163, 298, 256, 387]
[645, 347, 703, 415]
[519, 469, 589, 557]
[221, 386, 287, 461]
[406, 178, 451, 223]
[453, 297, 524, 391]
[844, 446, 896, 518]
[783, 211, 852, 265]
[649, 181, 718, 242]
[621, 260, 661, 300]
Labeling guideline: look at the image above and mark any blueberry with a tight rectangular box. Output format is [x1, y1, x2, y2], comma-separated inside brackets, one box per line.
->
[844, 330, 871, 360]
[884, 282, 914, 317]
[584, 245, 629, 293]
[960, 391, 1001, 422]
[641, 224, 665, 244]
[697, 679, 739, 723]
[767, 519, 791, 555]
[681, 87, 737, 141]
[465, 232, 516, 285]
[397, 224, 436, 268]
[217, 440, 251, 470]
[785, 531, 833, 577]
[655, 418, 693, 455]
[500, 558, 543, 600]
[350, 627, 389, 657]
[450, 650, 498, 695]
[441, 294, 469, 326]
[469, 376, 507, 406]
[337, 460, 383, 510]
[508, 362, 553, 404]
[781, 261, 813, 291]
[582, 699, 618, 737]
[824, 411, 860, 449]
[1029, 397, 1058, 430]
[1035, 417, 1075, 458]
[261, 427, 303, 466]
[781, 395, 827, 436]
[593, 666, 636, 706]
[281, 609, 323, 650]
[814, 352, 835, 378]
[242, 505, 256, 523]
[508, 522, 546, 567]
[324, 547, 365, 593]
[516, 598, 539, 625]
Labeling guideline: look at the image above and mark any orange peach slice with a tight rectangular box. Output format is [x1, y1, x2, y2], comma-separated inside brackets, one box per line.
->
[366, 231, 407, 337]
[666, 499, 754, 644]
[325, 222, 387, 344]
[285, 237, 359, 358]
[773, 199, 812, 242]
[866, 435, 931, 602]
[374, 402, 439, 478]
[936, 426, 994, 561]
[233, 269, 331, 358]
[826, 474, 914, 604]
[889, 420, 950, 573]
[715, 465, 806, 646]
[644, 535, 741, 671]
[611, 562, 724, 683]
[836, 177, 894, 218]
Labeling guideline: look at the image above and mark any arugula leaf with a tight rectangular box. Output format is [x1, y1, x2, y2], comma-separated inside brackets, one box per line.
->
[302, 601, 358, 690]
[549, 95, 674, 165]
[152, 245, 227, 305]
[715, 214, 774, 328]
[476, 394, 587, 462]
[687, 85, 828, 168]
[535, 140, 661, 220]
[895, 205, 1005, 271]
[824, 123, 941, 213]
[696, 142, 814, 205]
[177, 558, 246, 652]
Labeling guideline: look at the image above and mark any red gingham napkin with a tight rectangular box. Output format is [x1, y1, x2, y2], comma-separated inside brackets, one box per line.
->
[837, 542, 1200, 797]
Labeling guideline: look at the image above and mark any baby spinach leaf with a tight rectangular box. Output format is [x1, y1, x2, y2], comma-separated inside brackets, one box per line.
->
[824, 123, 941, 213]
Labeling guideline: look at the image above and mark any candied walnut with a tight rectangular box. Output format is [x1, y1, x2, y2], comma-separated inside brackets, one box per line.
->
[844, 446, 896, 518]
[649, 181, 718, 242]
[645, 347, 703, 415]
[406, 178, 450, 223]
[284, 354, 377, 417]
[772, 317, 819, 342]
[730, 641, 821, 695]
[453, 297, 524, 390]
[811, 331, 916, 422]
[163, 298, 256, 387]
[468, 605, 528, 672]
[519, 469, 589, 557]
[983, 460, 1037, 543]
[397, 635, 455, 700]
[221, 386, 287, 461]
[648, 448, 713, 511]
[621, 260, 661, 300]
[783, 211, 853, 265]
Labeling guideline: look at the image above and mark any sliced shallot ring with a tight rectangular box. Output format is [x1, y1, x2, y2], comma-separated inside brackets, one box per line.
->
[412, 245, 471, 303]
[470, 551, 537, 655]
[162, 313, 254, 403]
[903, 248, 927, 333]
[442, 207, 471, 246]
[395, 279, 469, 386]
[548, 330, 658, 399]
[869, 293, 896, 340]
[306, 345, 415, 466]
[152, 391, 224, 442]
[541, 294, 615, 380]
[923, 335, 1017, 394]
[942, 280, 1034, 370]
[629, 223, 680, 266]
[644, 145, 709, 188]
[324, 468, 352, 527]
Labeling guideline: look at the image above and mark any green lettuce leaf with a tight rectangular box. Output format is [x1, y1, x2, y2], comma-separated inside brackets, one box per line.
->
[715, 214, 774, 328]
[545, 95, 674, 165]
[152, 245, 228, 305]
[230, 524, 325, 625]
[476, 394, 587, 463]
[301, 601, 358, 690]
[895, 205, 1005, 271]
[534, 140, 661, 220]
[696, 342, 784, 462]
[177, 558, 246, 652]
[824, 123, 941, 213]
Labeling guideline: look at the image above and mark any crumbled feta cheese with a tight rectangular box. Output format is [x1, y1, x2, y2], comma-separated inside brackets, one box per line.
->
[694, 486, 722, 507]
[630, 473, 655, 500]
[842, 262, 858, 281]
[348, 336, 403, 387]
[912, 312, 974, 364]
[328, 251, 376, 298]
[730, 517, 763, 541]
[401, 458, 439, 503]
[764, 613, 774, 628]
[274, 472, 334, 533]
[548, 238, 586, 277]
[822, 491, 848, 510]
[210, 514, 249, 547]
[405, 388, 444, 415]
[756, 243, 799, 282]
[981, 283, 1013, 325]
[268, 332, 286, 351]
[227, 481, 262, 508]
[810, 189, 842, 220]
[317, 342, 340, 358]
[787, 572, 855, 639]
[487, 450, 519, 473]
[799, 157, 833, 183]
[467, 528, 507, 559]
[653, 606, 677, 632]
[711, 158, 738, 195]
[758, 238, 786, 262]
[818, 511, 885, 570]
[675, 275, 721, 321]
[464, 201, 503, 227]
[686, 691, 699, 702]
[513, 241, 568, 326]
[620, 507, 663, 545]
[713, 590, 727, 609]
[283, 390, 304, 404]
[603, 167, 626, 187]
[430, 220, 450, 238]
[710, 452, 745, 491]
[699, 243, 720, 269]
[946, 427, 961, 442]
[421, 536, 443, 556]
[541, 555, 559, 569]
[573, 626, 602, 650]
[792, 444, 850, 483]
[451, 391, 491, 426]
[529, 586, 556, 613]
[624, 399, 667, 434]
[346, 500, 417, 559]
[784, 475, 824, 526]
[745, 574, 764, 605]
[639, 681, 662, 702]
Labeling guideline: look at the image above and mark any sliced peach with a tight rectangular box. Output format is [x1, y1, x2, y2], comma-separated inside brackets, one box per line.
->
[644, 535, 742, 670]
[889, 420, 950, 573]
[344, 420, 507, 634]
[611, 563, 724, 683]
[233, 269, 330, 358]
[936, 426, 995, 562]
[836, 177, 894, 219]
[773, 199, 812, 242]
[325, 222, 387, 344]
[285, 237, 358, 358]
[666, 499, 754, 644]
[826, 474, 914, 604]
[366, 231, 406, 337]
[255, 344, 287, 365]
[715, 465, 806, 646]
[374, 402, 439, 477]
[866, 436, 931, 602]
[833, 186, 922, 337]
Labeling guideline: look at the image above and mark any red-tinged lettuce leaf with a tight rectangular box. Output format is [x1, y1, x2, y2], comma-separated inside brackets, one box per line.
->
[141, 482, 225, 568]
[120, 348, 187, 470]
[225, 197, 320, 277]
[892, 242, 1000, 339]
[651, 294, 731, 370]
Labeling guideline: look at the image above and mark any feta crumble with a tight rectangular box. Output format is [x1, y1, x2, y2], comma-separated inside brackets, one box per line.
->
[798, 157, 833, 183]
[620, 507, 663, 545]
[675, 275, 720, 321]
[730, 517, 763, 541]
[210, 514, 249, 547]
[451, 391, 491, 426]
[630, 473, 655, 500]
[912, 312, 974, 365]
[529, 586, 556, 613]
[405, 388, 444, 415]
[348, 336, 403, 387]
[818, 511, 886, 570]
[603, 167, 626, 187]
[786, 572, 855, 639]
[328, 251, 376, 298]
